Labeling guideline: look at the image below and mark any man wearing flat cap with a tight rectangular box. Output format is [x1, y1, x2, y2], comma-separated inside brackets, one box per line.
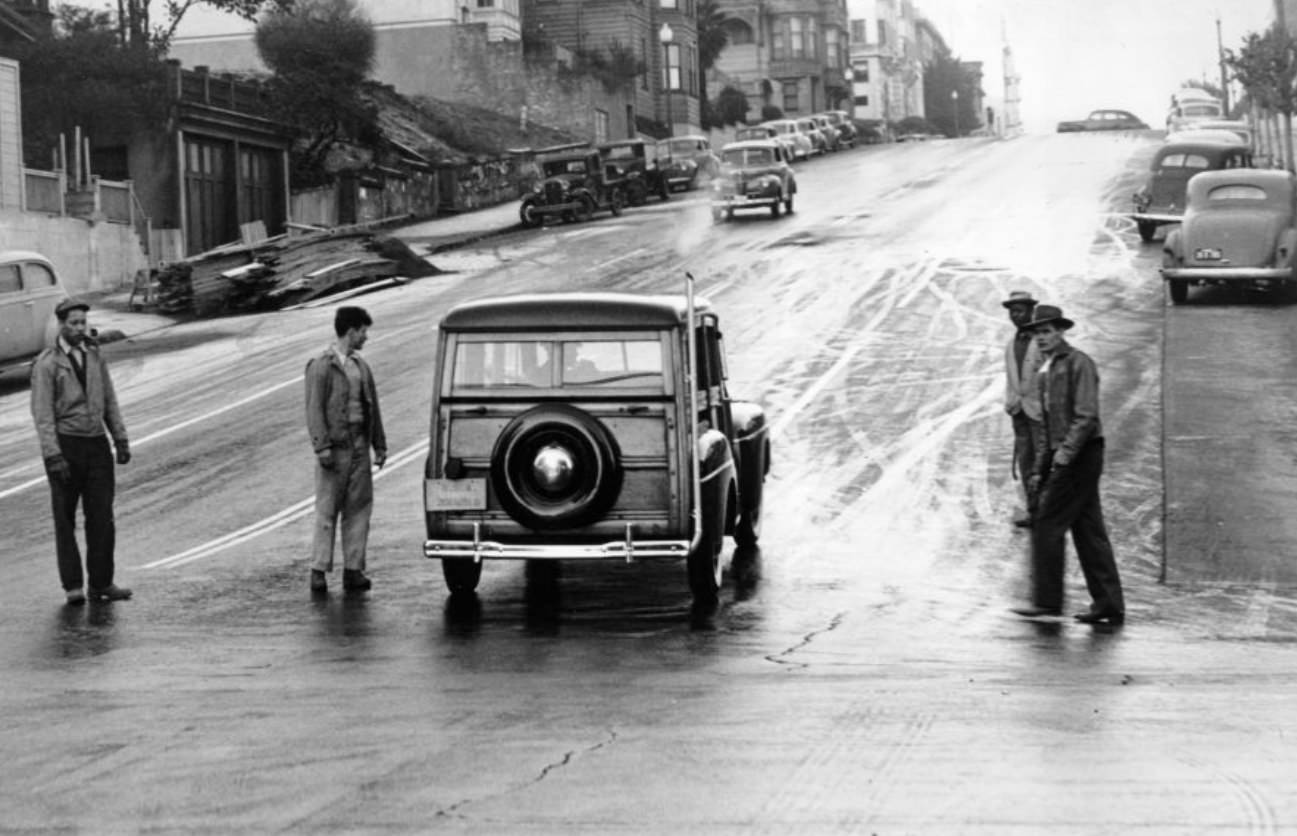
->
[30, 297, 133, 605]
[1001, 291, 1044, 527]
[1011, 305, 1125, 625]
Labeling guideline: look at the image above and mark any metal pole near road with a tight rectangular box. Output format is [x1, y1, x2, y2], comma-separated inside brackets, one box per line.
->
[659, 23, 675, 138]
[1217, 16, 1231, 115]
[951, 89, 960, 137]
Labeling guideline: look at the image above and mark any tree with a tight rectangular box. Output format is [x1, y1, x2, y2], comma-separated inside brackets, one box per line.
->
[696, 0, 728, 125]
[112, 0, 293, 52]
[713, 85, 749, 126]
[1226, 25, 1297, 170]
[922, 52, 978, 137]
[256, 0, 377, 182]
[8, 5, 169, 166]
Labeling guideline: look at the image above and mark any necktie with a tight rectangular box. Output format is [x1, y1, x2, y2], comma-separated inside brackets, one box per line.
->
[69, 348, 86, 388]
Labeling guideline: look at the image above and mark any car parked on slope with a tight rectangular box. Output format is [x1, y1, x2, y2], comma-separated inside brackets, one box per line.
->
[809, 114, 842, 152]
[710, 139, 797, 221]
[820, 110, 857, 148]
[1166, 89, 1224, 133]
[656, 135, 721, 192]
[795, 117, 828, 155]
[1167, 119, 1253, 148]
[597, 139, 670, 206]
[1160, 169, 1297, 304]
[759, 119, 813, 161]
[519, 149, 626, 227]
[422, 286, 771, 604]
[0, 250, 68, 374]
[1130, 139, 1253, 243]
[734, 124, 796, 161]
[1056, 109, 1149, 132]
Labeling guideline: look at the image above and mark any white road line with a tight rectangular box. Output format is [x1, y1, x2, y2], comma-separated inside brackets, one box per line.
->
[590, 247, 649, 272]
[143, 439, 430, 569]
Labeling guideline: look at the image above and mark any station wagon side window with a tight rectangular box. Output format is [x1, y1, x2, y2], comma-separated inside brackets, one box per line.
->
[21, 262, 56, 290]
[0, 264, 20, 294]
[453, 339, 555, 388]
[561, 338, 665, 387]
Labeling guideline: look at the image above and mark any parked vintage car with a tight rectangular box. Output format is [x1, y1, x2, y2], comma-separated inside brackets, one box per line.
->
[0, 250, 68, 374]
[422, 285, 771, 604]
[519, 149, 626, 227]
[1164, 128, 1249, 148]
[596, 139, 670, 206]
[1130, 139, 1253, 243]
[734, 124, 796, 161]
[1166, 89, 1224, 133]
[656, 135, 721, 192]
[1160, 169, 1297, 304]
[1168, 119, 1253, 148]
[796, 117, 828, 155]
[710, 140, 797, 221]
[759, 119, 813, 160]
[1056, 109, 1149, 133]
[821, 110, 858, 147]
[809, 114, 842, 152]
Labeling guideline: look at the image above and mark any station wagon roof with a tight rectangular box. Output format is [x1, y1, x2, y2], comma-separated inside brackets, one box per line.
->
[1186, 169, 1295, 203]
[442, 292, 714, 331]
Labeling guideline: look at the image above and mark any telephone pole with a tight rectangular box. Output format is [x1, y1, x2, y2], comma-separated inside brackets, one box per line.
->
[1217, 16, 1231, 115]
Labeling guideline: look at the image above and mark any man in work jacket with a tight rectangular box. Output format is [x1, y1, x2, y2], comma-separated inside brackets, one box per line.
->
[304, 306, 387, 595]
[1012, 304, 1125, 626]
[1002, 290, 1044, 527]
[30, 298, 133, 605]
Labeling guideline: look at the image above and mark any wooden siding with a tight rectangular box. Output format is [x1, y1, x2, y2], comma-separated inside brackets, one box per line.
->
[0, 59, 21, 210]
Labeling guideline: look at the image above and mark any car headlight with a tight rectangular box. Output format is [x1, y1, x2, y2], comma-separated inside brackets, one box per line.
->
[682, 160, 697, 171]
[532, 183, 544, 194]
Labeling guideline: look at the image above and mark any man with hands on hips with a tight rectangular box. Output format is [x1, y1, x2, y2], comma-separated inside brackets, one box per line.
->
[30, 298, 132, 605]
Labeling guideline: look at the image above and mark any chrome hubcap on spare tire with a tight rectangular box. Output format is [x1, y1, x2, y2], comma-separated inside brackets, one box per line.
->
[532, 444, 576, 495]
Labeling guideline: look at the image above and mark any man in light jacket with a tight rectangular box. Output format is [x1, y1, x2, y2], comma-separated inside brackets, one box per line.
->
[304, 306, 387, 594]
[1002, 291, 1044, 527]
[30, 298, 132, 605]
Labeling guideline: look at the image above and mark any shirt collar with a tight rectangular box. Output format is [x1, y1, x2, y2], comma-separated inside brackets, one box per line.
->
[58, 336, 81, 356]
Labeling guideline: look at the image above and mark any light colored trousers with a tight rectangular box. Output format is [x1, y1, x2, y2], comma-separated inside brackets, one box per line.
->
[311, 432, 373, 572]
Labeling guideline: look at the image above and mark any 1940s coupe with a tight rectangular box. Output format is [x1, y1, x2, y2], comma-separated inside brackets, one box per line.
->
[710, 139, 797, 221]
[1160, 168, 1297, 304]
[422, 281, 771, 605]
[1130, 139, 1253, 242]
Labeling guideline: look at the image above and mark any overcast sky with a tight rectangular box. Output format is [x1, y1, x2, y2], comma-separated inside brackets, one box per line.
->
[916, 0, 1277, 132]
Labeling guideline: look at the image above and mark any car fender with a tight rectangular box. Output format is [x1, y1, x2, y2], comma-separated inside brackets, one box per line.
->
[1163, 228, 1183, 260]
[697, 427, 735, 535]
[730, 401, 770, 513]
[1277, 228, 1297, 266]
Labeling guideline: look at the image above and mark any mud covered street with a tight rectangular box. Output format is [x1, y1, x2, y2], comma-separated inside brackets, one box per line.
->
[2, 133, 1296, 832]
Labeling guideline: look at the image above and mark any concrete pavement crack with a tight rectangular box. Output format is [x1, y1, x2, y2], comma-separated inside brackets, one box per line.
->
[436, 728, 620, 820]
[765, 611, 848, 668]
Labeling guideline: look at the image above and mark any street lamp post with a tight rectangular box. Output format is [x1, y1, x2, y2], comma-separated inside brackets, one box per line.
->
[659, 22, 674, 138]
[951, 89, 960, 138]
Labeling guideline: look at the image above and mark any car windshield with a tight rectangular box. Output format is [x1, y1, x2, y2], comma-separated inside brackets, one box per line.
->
[452, 338, 665, 389]
[722, 147, 775, 166]
[665, 139, 701, 155]
[542, 159, 587, 176]
[1207, 185, 1268, 201]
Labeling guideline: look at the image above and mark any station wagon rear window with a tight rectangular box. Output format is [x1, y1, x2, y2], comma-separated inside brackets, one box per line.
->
[1207, 185, 1267, 201]
[452, 337, 666, 389]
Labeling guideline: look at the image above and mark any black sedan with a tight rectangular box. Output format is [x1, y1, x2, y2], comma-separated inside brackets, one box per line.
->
[1056, 109, 1149, 133]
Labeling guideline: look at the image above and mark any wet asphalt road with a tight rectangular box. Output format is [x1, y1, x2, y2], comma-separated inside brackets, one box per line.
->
[2, 133, 1296, 833]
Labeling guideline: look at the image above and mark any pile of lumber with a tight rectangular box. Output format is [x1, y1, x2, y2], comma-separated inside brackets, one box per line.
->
[151, 224, 440, 317]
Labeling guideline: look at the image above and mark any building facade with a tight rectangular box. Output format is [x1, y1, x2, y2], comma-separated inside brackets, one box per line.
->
[845, 0, 925, 132]
[709, 0, 850, 120]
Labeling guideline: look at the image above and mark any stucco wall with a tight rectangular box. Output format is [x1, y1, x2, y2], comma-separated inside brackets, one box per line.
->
[0, 209, 149, 294]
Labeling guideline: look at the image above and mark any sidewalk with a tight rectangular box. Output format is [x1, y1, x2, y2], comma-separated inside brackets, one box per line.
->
[80, 201, 524, 343]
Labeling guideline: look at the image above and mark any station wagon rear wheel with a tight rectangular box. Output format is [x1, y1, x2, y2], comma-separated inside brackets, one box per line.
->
[735, 500, 762, 547]
[442, 559, 482, 594]
[688, 505, 724, 604]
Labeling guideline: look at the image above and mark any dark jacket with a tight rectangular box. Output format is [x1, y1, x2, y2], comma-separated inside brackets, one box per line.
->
[304, 347, 386, 454]
[1033, 340, 1103, 475]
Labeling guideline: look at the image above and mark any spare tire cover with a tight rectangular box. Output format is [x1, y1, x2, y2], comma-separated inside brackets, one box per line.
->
[490, 404, 623, 530]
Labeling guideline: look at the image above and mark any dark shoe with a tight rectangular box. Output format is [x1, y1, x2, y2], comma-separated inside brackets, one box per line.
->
[65, 588, 86, 606]
[88, 584, 132, 602]
[1010, 605, 1062, 618]
[1075, 609, 1125, 625]
[310, 570, 327, 593]
[343, 569, 371, 591]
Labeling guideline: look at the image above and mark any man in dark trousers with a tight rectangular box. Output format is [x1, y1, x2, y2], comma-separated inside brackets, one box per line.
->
[1001, 291, 1044, 527]
[304, 306, 387, 594]
[30, 298, 133, 605]
[1011, 304, 1125, 625]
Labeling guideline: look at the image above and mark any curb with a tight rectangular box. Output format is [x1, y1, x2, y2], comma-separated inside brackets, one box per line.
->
[426, 223, 524, 255]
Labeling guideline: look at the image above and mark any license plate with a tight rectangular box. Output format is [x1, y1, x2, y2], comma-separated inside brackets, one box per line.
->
[425, 478, 487, 511]
[1194, 247, 1223, 261]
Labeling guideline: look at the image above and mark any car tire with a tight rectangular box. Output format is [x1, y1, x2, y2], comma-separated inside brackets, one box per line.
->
[1137, 220, 1157, 243]
[490, 404, 623, 531]
[659, 179, 671, 201]
[688, 492, 725, 604]
[574, 195, 595, 223]
[1168, 279, 1189, 305]
[735, 497, 762, 547]
[442, 559, 482, 594]
[627, 180, 648, 207]
[712, 207, 726, 223]
[610, 188, 625, 217]
[770, 197, 782, 218]
[784, 193, 794, 214]
[519, 199, 542, 229]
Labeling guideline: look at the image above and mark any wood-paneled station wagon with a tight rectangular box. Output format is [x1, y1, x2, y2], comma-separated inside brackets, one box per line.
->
[423, 282, 771, 605]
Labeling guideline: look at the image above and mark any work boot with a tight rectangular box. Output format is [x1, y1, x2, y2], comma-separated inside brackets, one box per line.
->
[342, 569, 371, 591]
[88, 584, 133, 602]
[310, 570, 327, 593]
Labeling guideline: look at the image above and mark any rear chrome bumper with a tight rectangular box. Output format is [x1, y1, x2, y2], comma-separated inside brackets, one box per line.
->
[1130, 212, 1182, 224]
[713, 194, 777, 208]
[1161, 267, 1292, 280]
[425, 523, 690, 563]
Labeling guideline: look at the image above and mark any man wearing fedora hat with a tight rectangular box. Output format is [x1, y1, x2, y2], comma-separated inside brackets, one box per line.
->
[30, 297, 133, 605]
[1001, 291, 1044, 527]
[1011, 304, 1125, 625]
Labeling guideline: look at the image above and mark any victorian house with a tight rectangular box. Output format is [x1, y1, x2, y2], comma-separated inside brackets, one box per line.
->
[708, 1, 851, 119]
[845, 0, 925, 132]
